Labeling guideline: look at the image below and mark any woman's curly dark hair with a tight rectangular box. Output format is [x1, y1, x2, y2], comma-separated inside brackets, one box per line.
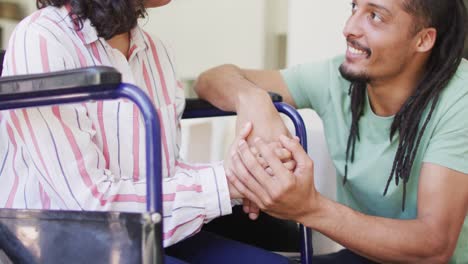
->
[36, 0, 147, 40]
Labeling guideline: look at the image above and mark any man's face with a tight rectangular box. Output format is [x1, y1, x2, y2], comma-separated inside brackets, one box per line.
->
[339, 0, 423, 83]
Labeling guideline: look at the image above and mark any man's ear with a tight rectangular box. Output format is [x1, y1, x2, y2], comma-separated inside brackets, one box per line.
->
[415, 28, 437, 53]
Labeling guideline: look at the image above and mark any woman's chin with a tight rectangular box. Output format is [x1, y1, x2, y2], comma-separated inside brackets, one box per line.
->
[144, 0, 172, 8]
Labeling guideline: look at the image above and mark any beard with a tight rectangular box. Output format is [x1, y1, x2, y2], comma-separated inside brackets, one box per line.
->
[339, 63, 370, 83]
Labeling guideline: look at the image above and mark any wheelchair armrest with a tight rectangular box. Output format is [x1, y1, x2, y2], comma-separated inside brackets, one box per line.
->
[0, 66, 121, 101]
[183, 92, 283, 119]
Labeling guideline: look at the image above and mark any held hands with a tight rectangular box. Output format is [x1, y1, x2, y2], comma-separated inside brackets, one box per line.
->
[228, 135, 319, 221]
[239, 141, 297, 220]
[225, 122, 297, 220]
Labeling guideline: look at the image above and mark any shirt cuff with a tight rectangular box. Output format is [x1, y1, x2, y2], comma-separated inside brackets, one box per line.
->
[199, 161, 232, 222]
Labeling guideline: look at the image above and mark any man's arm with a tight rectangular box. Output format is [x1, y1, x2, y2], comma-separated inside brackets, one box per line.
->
[194, 65, 298, 218]
[306, 163, 467, 263]
[231, 136, 468, 263]
[194, 65, 296, 111]
[194, 65, 295, 143]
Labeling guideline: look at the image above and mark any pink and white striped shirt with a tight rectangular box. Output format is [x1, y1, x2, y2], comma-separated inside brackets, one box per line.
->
[0, 6, 232, 247]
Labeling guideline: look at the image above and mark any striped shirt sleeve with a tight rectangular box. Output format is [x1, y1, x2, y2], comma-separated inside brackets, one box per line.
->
[161, 43, 232, 246]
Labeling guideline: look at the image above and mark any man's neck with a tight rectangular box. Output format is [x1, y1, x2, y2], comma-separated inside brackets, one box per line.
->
[367, 61, 427, 117]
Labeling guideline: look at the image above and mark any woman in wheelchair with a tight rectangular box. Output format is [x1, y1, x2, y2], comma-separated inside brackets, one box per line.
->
[0, 1, 293, 263]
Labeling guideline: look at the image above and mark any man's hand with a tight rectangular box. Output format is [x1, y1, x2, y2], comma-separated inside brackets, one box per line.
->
[236, 89, 290, 144]
[240, 142, 297, 220]
[228, 135, 318, 221]
[225, 123, 297, 219]
[234, 90, 292, 219]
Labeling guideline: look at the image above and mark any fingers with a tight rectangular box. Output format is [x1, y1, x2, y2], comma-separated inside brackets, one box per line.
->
[226, 170, 243, 199]
[254, 137, 291, 180]
[250, 146, 269, 169]
[237, 140, 275, 192]
[227, 122, 253, 163]
[266, 141, 292, 162]
[279, 135, 310, 167]
[249, 213, 259, 220]
[229, 134, 300, 213]
[250, 143, 293, 175]
[248, 202, 260, 220]
[231, 150, 272, 205]
[252, 142, 292, 162]
[243, 199, 260, 220]
[226, 170, 265, 209]
[237, 122, 253, 141]
[265, 159, 295, 175]
[265, 167, 274, 175]
[243, 198, 251, 214]
[283, 160, 297, 171]
[274, 147, 292, 162]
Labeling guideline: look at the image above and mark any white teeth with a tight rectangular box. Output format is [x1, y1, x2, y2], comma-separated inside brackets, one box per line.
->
[348, 46, 366, 55]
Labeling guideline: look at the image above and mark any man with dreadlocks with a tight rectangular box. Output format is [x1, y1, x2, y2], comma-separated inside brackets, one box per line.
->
[195, 0, 468, 262]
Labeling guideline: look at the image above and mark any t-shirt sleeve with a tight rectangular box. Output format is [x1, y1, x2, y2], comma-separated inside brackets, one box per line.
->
[423, 84, 468, 174]
[280, 58, 335, 116]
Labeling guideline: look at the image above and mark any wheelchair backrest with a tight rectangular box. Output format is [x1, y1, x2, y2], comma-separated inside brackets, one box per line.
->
[0, 50, 5, 76]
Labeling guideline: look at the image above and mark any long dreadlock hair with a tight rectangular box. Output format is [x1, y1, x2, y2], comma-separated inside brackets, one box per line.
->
[36, 0, 147, 40]
[343, 0, 468, 211]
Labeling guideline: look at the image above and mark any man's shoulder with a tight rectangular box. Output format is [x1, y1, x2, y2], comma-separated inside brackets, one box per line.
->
[286, 55, 348, 85]
[303, 55, 345, 75]
[443, 59, 468, 98]
[454, 58, 468, 81]
[433, 59, 468, 120]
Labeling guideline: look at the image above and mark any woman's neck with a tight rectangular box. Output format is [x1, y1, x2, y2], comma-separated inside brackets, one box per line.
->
[107, 32, 131, 59]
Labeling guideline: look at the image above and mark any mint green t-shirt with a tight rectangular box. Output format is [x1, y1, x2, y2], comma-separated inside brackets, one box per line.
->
[282, 55, 468, 263]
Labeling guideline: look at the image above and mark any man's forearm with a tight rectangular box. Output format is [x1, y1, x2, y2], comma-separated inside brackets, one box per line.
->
[302, 195, 453, 263]
[194, 64, 260, 112]
[195, 65, 290, 141]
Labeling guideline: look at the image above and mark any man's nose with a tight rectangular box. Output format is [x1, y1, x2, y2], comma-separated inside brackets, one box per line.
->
[343, 14, 363, 39]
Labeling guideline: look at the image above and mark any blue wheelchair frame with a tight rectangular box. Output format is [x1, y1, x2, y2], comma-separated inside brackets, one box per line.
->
[0, 65, 312, 263]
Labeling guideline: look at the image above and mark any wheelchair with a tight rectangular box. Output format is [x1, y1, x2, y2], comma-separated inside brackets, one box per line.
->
[0, 50, 313, 264]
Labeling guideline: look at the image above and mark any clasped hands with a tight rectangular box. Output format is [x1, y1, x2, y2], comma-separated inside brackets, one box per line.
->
[225, 122, 318, 222]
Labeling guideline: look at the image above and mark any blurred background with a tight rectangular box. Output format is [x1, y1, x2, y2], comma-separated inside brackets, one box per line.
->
[1, 0, 467, 255]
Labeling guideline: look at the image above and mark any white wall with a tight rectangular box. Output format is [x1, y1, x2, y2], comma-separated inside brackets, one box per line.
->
[264, 0, 289, 69]
[0, 19, 16, 50]
[143, 0, 267, 80]
[0, 0, 37, 49]
[287, 0, 349, 66]
[1, 0, 36, 15]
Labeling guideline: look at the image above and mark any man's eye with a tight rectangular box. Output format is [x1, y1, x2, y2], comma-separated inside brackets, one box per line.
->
[350, 2, 357, 12]
[370, 12, 383, 22]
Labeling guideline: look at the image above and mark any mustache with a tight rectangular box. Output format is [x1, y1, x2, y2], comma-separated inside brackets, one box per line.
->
[347, 39, 372, 56]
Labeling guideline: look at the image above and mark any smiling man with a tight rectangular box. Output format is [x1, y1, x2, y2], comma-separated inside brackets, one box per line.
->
[194, 0, 468, 263]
